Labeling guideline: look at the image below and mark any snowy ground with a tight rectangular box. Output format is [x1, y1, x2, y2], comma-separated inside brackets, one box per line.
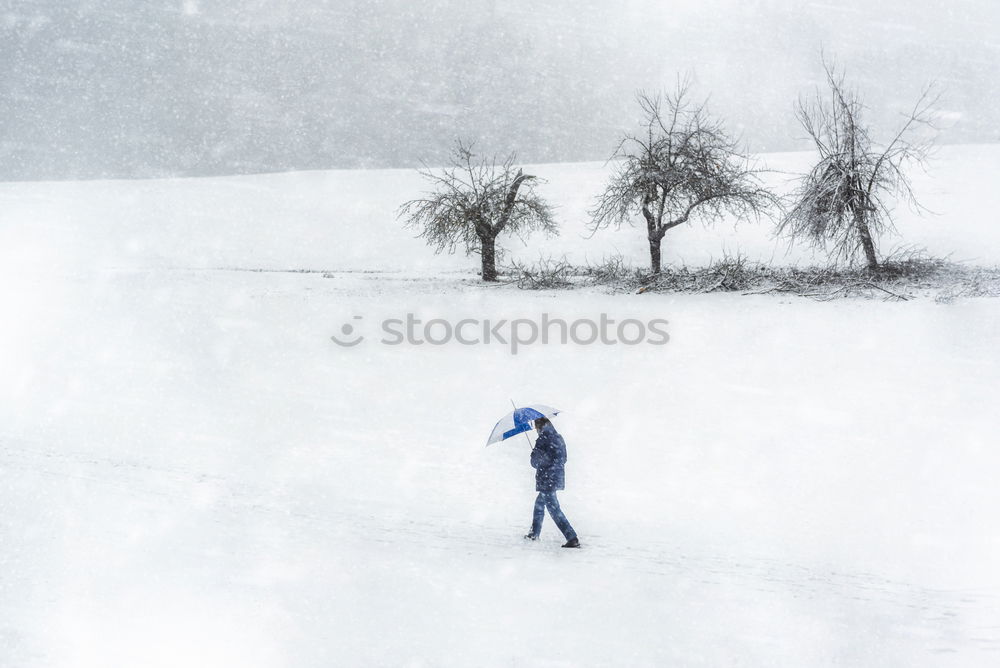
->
[2, 148, 1000, 666]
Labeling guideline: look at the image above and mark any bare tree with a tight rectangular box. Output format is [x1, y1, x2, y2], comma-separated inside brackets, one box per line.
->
[398, 140, 556, 281]
[591, 80, 777, 274]
[779, 59, 937, 270]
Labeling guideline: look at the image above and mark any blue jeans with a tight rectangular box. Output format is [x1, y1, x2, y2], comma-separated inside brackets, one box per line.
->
[531, 491, 577, 540]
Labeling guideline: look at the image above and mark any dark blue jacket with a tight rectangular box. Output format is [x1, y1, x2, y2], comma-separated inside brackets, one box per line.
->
[530, 423, 567, 492]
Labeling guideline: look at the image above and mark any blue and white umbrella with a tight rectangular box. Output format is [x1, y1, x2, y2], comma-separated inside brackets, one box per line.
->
[486, 404, 561, 446]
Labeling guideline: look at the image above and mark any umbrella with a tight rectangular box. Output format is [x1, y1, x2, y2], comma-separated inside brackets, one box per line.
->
[486, 404, 561, 446]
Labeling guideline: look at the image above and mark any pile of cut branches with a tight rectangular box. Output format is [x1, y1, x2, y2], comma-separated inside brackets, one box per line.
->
[501, 255, 575, 290]
[499, 251, 1000, 301]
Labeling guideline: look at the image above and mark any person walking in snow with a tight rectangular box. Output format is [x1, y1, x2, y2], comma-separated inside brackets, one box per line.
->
[524, 417, 580, 548]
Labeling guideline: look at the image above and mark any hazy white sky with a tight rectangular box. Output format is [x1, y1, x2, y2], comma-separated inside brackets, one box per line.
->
[1, 0, 997, 178]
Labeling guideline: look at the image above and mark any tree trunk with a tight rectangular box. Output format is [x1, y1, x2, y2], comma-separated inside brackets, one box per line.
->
[481, 235, 498, 282]
[643, 200, 662, 275]
[856, 216, 879, 271]
[649, 237, 662, 275]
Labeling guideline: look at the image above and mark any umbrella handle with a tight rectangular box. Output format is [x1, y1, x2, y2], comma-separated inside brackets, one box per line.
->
[510, 399, 535, 447]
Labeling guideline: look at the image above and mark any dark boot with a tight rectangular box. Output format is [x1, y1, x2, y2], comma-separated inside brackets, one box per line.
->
[561, 537, 580, 548]
[524, 533, 538, 541]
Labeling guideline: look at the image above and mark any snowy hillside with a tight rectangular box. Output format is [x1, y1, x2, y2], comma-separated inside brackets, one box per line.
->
[3, 145, 1000, 277]
[2, 147, 1000, 667]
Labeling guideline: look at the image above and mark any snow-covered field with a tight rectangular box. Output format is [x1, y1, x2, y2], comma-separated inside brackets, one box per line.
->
[2, 147, 1000, 666]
